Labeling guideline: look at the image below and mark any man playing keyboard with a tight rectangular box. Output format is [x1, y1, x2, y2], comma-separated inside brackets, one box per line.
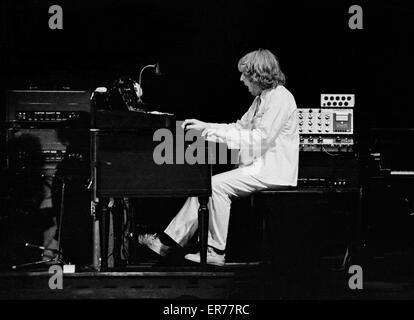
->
[138, 48, 299, 266]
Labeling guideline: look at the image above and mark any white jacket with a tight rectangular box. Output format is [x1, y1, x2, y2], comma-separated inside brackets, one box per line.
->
[204, 85, 299, 186]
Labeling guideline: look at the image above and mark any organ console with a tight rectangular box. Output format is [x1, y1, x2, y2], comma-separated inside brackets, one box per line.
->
[90, 91, 213, 269]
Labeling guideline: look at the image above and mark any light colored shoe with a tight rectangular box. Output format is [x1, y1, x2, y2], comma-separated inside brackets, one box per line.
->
[138, 233, 170, 257]
[184, 247, 225, 266]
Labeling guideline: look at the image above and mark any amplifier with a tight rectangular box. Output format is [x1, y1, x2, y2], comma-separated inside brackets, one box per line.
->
[298, 105, 354, 154]
[7, 128, 66, 164]
[298, 153, 359, 187]
[320, 94, 355, 107]
[298, 108, 353, 135]
[15, 111, 82, 122]
[5, 90, 91, 175]
[299, 135, 354, 153]
[6, 90, 90, 123]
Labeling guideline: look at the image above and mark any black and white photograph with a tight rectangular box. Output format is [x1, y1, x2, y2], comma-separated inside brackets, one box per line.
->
[0, 0, 414, 311]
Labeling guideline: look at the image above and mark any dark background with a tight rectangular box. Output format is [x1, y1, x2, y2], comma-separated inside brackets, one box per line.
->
[0, 1, 413, 130]
[1, 1, 414, 268]
[0, 0, 414, 274]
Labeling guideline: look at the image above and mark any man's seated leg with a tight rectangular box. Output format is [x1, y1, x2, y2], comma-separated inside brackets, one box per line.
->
[138, 232, 182, 257]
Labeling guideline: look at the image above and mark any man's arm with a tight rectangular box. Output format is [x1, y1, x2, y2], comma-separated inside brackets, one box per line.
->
[202, 92, 294, 157]
[181, 106, 252, 131]
[208, 108, 252, 130]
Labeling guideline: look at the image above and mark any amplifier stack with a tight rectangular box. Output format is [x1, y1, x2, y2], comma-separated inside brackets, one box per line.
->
[298, 94, 359, 187]
[2, 90, 93, 266]
[5, 90, 91, 175]
[3, 89, 91, 211]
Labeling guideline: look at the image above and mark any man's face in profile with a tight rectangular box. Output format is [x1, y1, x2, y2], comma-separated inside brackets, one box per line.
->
[240, 73, 261, 96]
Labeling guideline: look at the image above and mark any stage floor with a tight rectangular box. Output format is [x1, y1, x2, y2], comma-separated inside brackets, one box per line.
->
[1, 260, 414, 300]
[0, 262, 267, 300]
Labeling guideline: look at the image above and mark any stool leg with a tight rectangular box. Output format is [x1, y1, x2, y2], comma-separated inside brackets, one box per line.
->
[198, 196, 209, 266]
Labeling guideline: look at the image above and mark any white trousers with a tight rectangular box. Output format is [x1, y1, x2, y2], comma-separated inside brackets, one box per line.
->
[164, 166, 276, 251]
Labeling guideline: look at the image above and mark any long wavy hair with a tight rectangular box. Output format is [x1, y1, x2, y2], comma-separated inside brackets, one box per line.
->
[238, 48, 286, 90]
